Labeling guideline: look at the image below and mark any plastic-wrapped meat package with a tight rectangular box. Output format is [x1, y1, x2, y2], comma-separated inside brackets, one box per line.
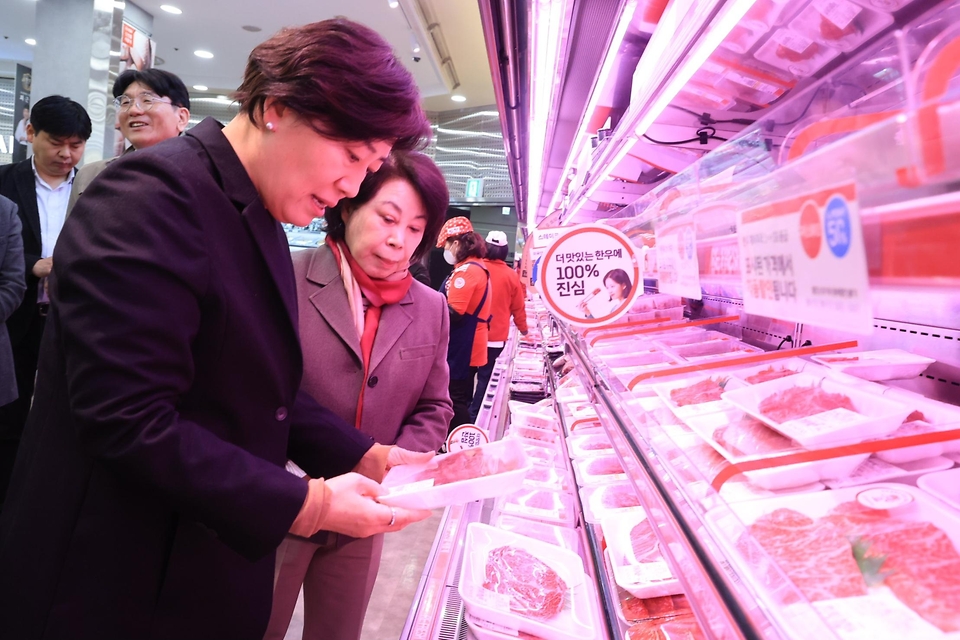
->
[754, 29, 839, 77]
[602, 484, 642, 509]
[626, 613, 704, 640]
[620, 593, 692, 623]
[743, 365, 800, 385]
[669, 377, 729, 407]
[757, 385, 856, 423]
[483, 546, 568, 619]
[412, 447, 500, 486]
[788, 0, 894, 53]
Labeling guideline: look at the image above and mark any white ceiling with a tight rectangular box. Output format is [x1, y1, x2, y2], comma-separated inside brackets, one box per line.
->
[0, 0, 495, 112]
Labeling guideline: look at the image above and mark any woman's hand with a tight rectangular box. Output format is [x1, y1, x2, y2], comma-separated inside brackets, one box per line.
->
[322, 473, 431, 537]
[386, 446, 434, 469]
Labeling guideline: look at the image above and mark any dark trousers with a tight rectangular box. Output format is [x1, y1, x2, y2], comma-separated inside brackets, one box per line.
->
[0, 313, 45, 510]
[448, 367, 478, 434]
[469, 346, 504, 422]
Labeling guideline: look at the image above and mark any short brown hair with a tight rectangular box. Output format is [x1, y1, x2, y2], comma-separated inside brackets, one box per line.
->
[324, 152, 449, 263]
[451, 231, 486, 263]
[234, 18, 430, 152]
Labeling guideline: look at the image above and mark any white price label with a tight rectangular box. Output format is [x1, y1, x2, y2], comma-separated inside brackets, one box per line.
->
[620, 560, 674, 584]
[655, 213, 702, 299]
[737, 183, 872, 334]
[475, 586, 513, 612]
[812, 0, 862, 31]
[540, 225, 642, 327]
[780, 407, 864, 438]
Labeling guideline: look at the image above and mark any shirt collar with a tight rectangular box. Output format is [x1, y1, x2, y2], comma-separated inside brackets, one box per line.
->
[31, 156, 77, 191]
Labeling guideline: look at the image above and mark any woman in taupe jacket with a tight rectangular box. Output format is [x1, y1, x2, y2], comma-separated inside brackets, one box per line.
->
[265, 152, 453, 640]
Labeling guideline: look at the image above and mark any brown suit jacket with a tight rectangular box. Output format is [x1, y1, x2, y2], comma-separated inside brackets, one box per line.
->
[293, 245, 452, 452]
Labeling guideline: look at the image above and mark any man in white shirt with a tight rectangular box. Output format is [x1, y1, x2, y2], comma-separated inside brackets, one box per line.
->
[0, 95, 90, 509]
[13, 108, 31, 159]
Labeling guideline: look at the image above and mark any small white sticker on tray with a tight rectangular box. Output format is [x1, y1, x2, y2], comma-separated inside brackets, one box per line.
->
[475, 586, 513, 612]
[619, 561, 674, 585]
[781, 407, 864, 437]
[775, 30, 816, 53]
[812, 0, 862, 30]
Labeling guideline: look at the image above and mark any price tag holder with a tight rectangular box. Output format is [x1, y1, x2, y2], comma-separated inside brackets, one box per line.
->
[446, 424, 489, 452]
[540, 225, 642, 327]
[737, 182, 872, 334]
[655, 212, 702, 299]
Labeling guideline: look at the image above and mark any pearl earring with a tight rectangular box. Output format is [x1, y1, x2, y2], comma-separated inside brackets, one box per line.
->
[265, 122, 275, 131]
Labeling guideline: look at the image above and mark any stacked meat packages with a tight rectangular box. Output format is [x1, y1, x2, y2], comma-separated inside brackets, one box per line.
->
[585, 316, 960, 639]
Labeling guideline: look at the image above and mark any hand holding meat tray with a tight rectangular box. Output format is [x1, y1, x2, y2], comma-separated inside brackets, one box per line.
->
[721, 372, 911, 448]
[378, 439, 530, 510]
[458, 522, 599, 640]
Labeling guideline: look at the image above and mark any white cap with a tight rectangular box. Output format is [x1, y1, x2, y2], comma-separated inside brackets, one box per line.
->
[486, 230, 508, 246]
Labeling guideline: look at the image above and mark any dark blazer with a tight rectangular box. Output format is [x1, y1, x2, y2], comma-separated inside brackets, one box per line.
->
[0, 196, 25, 405]
[0, 158, 41, 345]
[0, 119, 374, 640]
[294, 246, 452, 452]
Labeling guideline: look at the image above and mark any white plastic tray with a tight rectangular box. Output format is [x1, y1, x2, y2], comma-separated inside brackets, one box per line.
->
[523, 462, 573, 491]
[458, 523, 597, 640]
[707, 483, 960, 640]
[379, 439, 530, 509]
[917, 468, 960, 512]
[580, 481, 644, 524]
[600, 510, 683, 599]
[653, 374, 747, 420]
[683, 409, 868, 490]
[728, 357, 825, 385]
[494, 486, 576, 527]
[669, 340, 763, 362]
[567, 432, 615, 459]
[507, 435, 566, 469]
[812, 349, 936, 381]
[721, 372, 912, 448]
[491, 513, 580, 553]
[572, 454, 628, 487]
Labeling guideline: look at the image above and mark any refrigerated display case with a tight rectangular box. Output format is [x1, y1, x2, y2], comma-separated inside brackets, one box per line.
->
[401, 1, 960, 639]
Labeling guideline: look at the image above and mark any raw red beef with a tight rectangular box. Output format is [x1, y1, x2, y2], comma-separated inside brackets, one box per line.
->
[823, 502, 960, 632]
[820, 14, 860, 41]
[669, 377, 728, 407]
[414, 447, 497, 486]
[586, 456, 624, 476]
[602, 484, 641, 509]
[776, 41, 819, 62]
[744, 366, 797, 385]
[620, 594, 691, 622]
[746, 508, 867, 602]
[630, 519, 662, 563]
[757, 385, 856, 423]
[580, 435, 613, 451]
[626, 614, 699, 640]
[903, 410, 928, 423]
[713, 415, 794, 457]
[483, 546, 567, 619]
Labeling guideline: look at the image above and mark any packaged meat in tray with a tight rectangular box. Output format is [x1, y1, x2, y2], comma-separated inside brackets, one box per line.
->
[494, 486, 576, 527]
[508, 436, 566, 469]
[811, 349, 936, 381]
[823, 454, 954, 490]
[626, 614, 706, 640]
[507, 422, 560, 444]
[788, 0, 893, 53]
[652, 328, 727, 348]
[754, 28, 840, 77]
[458, 523, 599, 640]
[572, 454, 628, 487]
[653, 374, 747, 419]
[868, 391, 960, 463]
[510, 399, 560, 430]
[618, 590, 692, 625]
[706, 483, 960, 638]
[601, 510, 683, 599]
[683, 408, 868, 490]
[610, 358, 682, 391]
[668, 339, 763, 362]
[522, 462, 573, 492]
[728, 356, 825, 385]
[603, 348, 676, 370]
[849, 0, 915, 10]
[492, 513, 580, 553]
[721, 372, 912, 448]
[379, 439, 530, 509]
[580, 481, 643, 524]
[567, 432, 615, 459]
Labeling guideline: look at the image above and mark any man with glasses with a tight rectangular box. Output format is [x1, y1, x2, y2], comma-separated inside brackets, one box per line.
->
[0, 95, 91, 509]
[67, 69, 191, 214]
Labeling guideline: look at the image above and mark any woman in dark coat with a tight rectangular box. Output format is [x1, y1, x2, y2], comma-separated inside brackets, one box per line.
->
[0, 19, 432, 640]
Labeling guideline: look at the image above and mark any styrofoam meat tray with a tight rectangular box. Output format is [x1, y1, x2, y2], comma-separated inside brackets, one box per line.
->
[580, 481, 643, 524]
[507, 422, 560, 444]
[652, 329, 732, 348]
[379, 438, 530, 509]
[683, 409, 867, 491]
[494, 486, 576, 527]
[600, 510, 683, 599]
[458, 523, 598, 640]
[705, 483, 960, 640]
[653, 374, 747, 420]
[522, 462, 573, 491]
[728, 357, 826, 385]
[670, 339, 764, 362]
[823, 455, 955, 490]
[721, 372, 912, 448]
[508, 436, 566, 469]
[603, 348, 675, 370]
[812, 349, 936, 381]
[572, 454, 628, 487]
[492, 513, 580, 553]
[567, 432, 615, 459]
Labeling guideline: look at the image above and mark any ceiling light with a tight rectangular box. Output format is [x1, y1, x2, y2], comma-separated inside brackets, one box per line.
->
[451, 94, 467, 103]
[193, 85, 208, 91]
[25, 38, 36, 46]
[388, 0, 399, 7]
[160, 5, 182, 14]
[113, 1, 125, 9]
[194, 50, 214, 59]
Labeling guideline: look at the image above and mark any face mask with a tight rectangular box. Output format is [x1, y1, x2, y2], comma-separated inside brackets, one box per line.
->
[443, 248, 456, 265]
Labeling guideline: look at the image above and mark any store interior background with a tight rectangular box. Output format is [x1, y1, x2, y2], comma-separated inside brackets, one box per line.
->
[0, 0, 519, 283]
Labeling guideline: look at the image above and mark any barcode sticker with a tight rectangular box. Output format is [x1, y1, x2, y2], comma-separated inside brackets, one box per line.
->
[812, 0, 861, 30]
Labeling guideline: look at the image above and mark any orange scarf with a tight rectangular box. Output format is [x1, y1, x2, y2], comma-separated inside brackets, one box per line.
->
[326, 237, 412, 427]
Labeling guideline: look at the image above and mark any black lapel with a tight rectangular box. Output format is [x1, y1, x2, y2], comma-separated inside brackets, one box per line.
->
[14, 161, 40, 247]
